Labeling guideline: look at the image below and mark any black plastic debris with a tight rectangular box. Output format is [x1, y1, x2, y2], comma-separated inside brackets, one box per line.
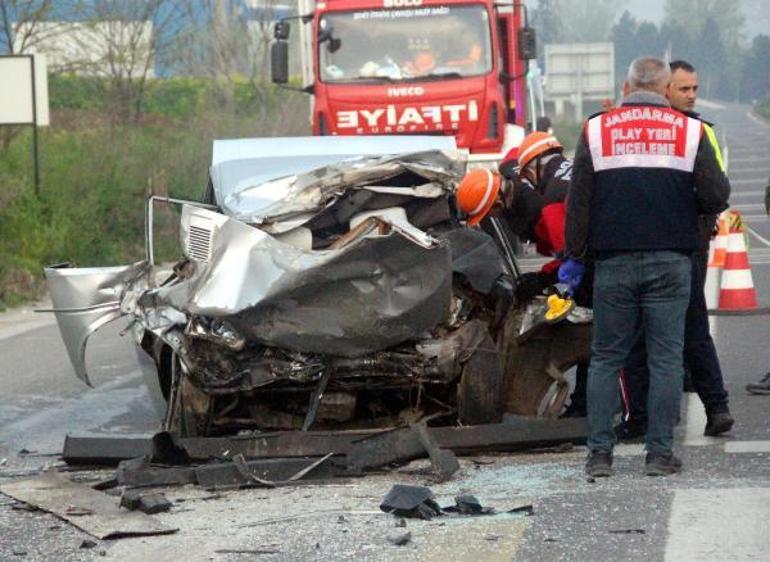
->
[443, 494, 493, 515]
[387, 531, 412, 546]
[608, 529, 646, 534]
[91, 477, 119, 491]
[379, 485, 442, 520]
[79, 540, 97, 549]
[120, 491, 172, 514]
[116, 457, 195, 488]
[151, 432, 192, 465]
[63, 434, 153, 465]
[507, 504, 534, 516]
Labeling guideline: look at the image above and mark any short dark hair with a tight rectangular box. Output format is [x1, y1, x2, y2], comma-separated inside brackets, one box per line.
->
[670, 60, 695, 73]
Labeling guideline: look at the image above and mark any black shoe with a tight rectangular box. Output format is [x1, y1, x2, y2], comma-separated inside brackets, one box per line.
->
[585, 450, 614, 477]
[746, 373, 770, 395]
[614, 419, 647, 442]
[645, 452, 682, 476]
[704, 410, 734, 436]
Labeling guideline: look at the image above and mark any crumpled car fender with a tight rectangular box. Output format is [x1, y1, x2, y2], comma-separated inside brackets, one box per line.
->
[44, 262, 148, 386]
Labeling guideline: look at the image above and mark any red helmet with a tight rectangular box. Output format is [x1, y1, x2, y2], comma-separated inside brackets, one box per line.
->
[456, 168, 502, 226]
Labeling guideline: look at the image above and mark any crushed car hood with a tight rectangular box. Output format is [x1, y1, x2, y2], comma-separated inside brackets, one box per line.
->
[46, 141, 471, 383]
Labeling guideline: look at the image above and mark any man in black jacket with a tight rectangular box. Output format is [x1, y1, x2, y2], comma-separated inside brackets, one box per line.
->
[564, 57, 730, 477]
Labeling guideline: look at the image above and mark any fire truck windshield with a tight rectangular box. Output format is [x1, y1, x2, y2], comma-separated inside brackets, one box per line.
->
[318, 5, 492, 83]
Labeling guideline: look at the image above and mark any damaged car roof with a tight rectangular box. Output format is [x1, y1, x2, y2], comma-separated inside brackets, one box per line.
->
[209, 135, 459, 226]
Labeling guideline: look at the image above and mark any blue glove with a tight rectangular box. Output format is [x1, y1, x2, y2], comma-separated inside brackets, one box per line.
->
[558, 259, 585, 296]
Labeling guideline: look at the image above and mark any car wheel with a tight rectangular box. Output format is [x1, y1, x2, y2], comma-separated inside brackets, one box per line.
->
[457, 330, 504, 425]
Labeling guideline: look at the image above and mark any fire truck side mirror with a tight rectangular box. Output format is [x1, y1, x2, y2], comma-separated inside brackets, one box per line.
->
[518, 27, 537, 60]
[274, 20, 290, 40]
[271, 41, 289, 84]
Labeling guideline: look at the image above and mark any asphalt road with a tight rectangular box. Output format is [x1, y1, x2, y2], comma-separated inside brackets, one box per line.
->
[0, 101, 769, 561]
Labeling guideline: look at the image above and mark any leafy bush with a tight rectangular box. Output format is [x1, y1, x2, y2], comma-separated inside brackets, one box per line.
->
[0, 75, 310, 306]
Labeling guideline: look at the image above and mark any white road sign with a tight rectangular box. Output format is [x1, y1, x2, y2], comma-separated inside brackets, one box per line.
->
[0, 55, 50, 126]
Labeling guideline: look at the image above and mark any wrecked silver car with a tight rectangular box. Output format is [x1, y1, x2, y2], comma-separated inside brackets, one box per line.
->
[45, 136, 591, 437]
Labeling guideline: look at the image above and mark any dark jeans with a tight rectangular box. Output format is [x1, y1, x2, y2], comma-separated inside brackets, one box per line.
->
[588, 252, 691, 454]
[622, 251, 729, 423]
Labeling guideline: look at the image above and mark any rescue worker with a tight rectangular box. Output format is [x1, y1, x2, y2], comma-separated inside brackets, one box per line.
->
[456, 133, 590, 417]
[509, 132, 591, 417]
[565, 57, 730, 477]
[618, 60, 735, 439]
[456, 134, 574, 301]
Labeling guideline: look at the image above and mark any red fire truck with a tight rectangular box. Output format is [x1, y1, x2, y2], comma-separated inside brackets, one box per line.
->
[271, 0, 536, 164]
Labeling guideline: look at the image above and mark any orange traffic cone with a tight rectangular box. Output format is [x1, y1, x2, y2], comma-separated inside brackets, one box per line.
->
[718, 211, 758, 310]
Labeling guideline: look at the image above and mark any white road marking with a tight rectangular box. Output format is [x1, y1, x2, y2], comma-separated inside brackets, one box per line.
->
[613, 444, 645, 457]
[729, 190, 766, 197]
[746, 225, 770, 248]
[725, 441, 770, 454]
[729, 167, 770, 174]
[730, 157, 770, 164]
[732, 203, 766, 210]
[747, 110, 770, 128]
[665, 488, 770, 561]
[730, 179, 764, 185]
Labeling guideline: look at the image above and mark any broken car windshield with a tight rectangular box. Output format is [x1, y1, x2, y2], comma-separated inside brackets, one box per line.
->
[318, 5, 492, 83]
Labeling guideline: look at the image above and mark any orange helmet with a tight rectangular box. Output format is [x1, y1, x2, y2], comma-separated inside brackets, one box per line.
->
[456, 168, 502, 226]
[517, 132, 563, 172]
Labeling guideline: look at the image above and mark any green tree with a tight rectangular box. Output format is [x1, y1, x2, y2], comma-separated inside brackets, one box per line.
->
[635, 22, 663, 58]
[695, 17, 728, 98]
[740, 34, 770, 102]
[663, 0, 746, 101]
[663, 0, 744, 48]
[659, 22, 692, 62]
[611, 11, 637, 85]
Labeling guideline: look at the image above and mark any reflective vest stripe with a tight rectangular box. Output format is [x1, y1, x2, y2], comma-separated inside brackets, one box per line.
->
[703, 124, 726, 172]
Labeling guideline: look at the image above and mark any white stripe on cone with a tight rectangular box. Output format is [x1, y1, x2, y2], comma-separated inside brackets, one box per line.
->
[720, 269, 755, 290]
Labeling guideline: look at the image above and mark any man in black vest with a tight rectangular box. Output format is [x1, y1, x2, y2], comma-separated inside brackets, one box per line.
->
[564, 57, 730, 477]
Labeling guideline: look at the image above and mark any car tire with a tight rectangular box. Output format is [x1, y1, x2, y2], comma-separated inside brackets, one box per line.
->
[457, 330, 505, 425]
